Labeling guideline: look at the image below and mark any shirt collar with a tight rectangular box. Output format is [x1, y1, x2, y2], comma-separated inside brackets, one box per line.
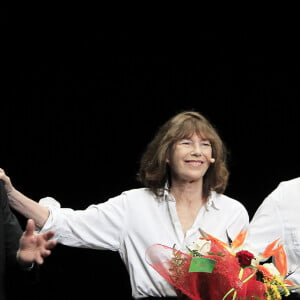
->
[163, 181, 171, 200]
[163, 182, 221, 211]
[206, 192, 221, 210]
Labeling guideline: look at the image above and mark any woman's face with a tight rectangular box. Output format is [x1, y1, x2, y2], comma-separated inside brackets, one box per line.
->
[167, 132, 213, 183]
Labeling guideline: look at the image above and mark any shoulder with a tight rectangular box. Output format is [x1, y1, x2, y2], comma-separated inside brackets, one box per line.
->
[120, 187, 156, 201]
[105, 188, 160, 215]
[277, 177, 300, 190]
[266, 177, 300, 205]
[211, 191, 247, 212]
[109, 188, 156, 205]
[121, 187, 153, 197]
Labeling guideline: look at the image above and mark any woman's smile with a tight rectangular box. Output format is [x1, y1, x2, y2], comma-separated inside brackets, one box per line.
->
[184, 159, 204, 167]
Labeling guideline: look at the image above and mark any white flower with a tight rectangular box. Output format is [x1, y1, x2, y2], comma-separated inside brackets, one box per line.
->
[262, 263, 281, 276]
[192, 239, 212, 255]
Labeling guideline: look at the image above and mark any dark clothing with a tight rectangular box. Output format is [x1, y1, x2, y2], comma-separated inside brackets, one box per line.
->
[0, 180, 23, 300]
[142, 294, 184, 300]
[285, 294, 300, 299]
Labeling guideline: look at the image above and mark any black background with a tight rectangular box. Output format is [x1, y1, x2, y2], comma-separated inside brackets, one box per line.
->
[2, 8, 300, 300]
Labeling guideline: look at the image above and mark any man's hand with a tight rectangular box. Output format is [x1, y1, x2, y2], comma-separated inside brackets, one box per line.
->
[17, 219, 57, 266]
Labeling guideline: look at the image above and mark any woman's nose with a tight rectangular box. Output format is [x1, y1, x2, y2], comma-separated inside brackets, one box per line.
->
[190, 144, 202, 155]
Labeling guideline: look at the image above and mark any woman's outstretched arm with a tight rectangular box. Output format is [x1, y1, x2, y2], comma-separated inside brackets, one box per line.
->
[0, 168, 49, 229]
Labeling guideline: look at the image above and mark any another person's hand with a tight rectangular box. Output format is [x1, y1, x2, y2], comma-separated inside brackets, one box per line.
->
[17, 219, 57, 266]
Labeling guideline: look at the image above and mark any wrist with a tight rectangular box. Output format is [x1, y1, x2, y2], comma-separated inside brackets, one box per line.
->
[7, 186, 16, 198]
[16, 250, 34, 270]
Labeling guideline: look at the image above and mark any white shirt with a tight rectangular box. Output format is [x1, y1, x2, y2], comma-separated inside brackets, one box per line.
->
[246, 178, 300, 285]
[40, 188, 249, 298]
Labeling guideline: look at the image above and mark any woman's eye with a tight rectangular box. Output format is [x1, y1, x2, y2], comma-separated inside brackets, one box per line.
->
[178, 140, 211, 147]
[180, 141, 191, 145]
[201, 142, 211, 147]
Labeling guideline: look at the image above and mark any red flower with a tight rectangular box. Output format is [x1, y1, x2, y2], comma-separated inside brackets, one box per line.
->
[236, 250, 255, 267]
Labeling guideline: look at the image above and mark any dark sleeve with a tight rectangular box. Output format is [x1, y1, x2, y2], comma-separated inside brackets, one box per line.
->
[0, 180, 39, 299]
[0, 179, 22, 269]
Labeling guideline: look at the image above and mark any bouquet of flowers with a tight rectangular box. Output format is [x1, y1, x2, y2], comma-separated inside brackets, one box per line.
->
[146, 230, 300, 300]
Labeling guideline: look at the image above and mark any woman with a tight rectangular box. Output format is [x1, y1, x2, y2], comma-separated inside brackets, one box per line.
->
[0, 111, 249, 299]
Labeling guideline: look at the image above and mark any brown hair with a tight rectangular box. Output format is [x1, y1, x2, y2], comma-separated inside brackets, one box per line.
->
[137, 111, 229, 199]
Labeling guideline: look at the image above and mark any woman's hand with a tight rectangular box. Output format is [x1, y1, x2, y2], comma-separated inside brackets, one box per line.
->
[0, 168, 14, 194]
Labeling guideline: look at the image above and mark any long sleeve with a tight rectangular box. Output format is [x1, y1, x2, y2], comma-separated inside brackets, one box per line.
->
[0, 180, 23, 299]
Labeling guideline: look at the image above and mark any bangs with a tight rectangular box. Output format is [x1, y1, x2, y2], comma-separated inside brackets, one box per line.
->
[173, 118, 214, 141]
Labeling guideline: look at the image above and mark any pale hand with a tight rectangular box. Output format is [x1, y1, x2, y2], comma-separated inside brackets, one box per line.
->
[17, 219, 57, 266]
